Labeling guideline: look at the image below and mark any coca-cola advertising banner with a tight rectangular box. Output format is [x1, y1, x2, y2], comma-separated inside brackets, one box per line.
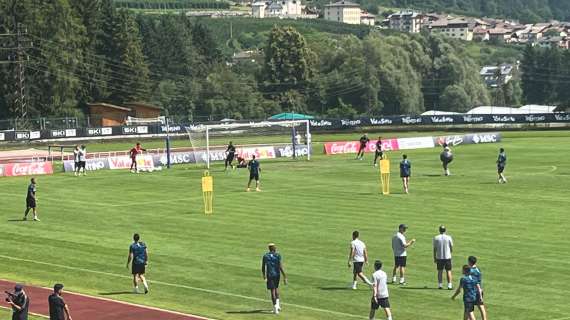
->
[324, 132, 502, 155]
[324, 139, 399, 155]
[2, 162, 54, 177]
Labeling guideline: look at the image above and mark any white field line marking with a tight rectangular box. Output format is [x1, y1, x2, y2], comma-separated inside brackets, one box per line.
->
[520, 165, 558, 176]
[0, 254, 366, 319]
[0, 305, 49, 318]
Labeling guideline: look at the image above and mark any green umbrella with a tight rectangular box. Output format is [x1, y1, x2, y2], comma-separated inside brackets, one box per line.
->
[268, 113, 314, 120]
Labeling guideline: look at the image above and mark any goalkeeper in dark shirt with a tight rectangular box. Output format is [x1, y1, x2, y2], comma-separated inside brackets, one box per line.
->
[225, 141, 236, 171]
[356, 134, 370, 160]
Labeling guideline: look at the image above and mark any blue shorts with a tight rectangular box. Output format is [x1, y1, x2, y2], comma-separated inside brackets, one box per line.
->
[266, 276, 280, 290]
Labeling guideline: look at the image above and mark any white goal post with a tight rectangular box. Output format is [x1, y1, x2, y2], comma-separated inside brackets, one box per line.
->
[185, 120, 312, 169]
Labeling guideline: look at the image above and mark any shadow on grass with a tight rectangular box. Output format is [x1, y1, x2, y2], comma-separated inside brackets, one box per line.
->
[98, 291, 137, 296]
[319, 286, 351, 291]
[226, 310, 274, 314]
[7, 219, 26, 222]
[399, 286, 442, 290]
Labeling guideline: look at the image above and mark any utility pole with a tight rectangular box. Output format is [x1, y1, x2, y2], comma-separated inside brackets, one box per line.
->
[15, 23, 29, 129]
[1, 23, 31, 129]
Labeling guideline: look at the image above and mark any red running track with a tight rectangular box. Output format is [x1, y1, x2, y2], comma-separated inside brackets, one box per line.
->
[0, 280, 209, 320]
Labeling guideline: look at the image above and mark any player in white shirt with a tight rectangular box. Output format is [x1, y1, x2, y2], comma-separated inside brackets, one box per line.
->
[348, 231, 373, 289]
[369, 260, 392, 320]
[433, 225, 454, 289]
[391, 224, 415, 285]
[78, 145, 87, 176]
[73, 145, 81, 176]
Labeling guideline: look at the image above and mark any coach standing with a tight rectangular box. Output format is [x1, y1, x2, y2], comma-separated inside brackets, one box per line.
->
[6, 284, 29, 320]
[391, 224, 415, 285]
[48, 284, 72, 320]
[433, 225, 454, 289]
[23, 178, 39, 221]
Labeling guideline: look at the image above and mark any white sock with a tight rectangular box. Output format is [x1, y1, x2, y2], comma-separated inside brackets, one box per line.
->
[438, 283, 443, 288]
[399, 277, 405, 283]
[387, 316, 392, 320]
[392, 276, 397, 283]
[142, 279, 148, 289]
[276, 298, 280, 308]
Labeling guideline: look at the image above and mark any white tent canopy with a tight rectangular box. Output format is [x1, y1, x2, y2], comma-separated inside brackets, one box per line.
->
[422, 105, 556, 115]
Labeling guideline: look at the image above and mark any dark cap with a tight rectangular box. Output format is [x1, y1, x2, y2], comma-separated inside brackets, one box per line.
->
[14, 284, 23, 292]
[439, 225, 446, 233]
[399, 224, 408, 230]
[54, 284, 64, 292]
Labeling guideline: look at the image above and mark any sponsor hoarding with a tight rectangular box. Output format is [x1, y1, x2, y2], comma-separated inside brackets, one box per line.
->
[63, 158, 110, 172]
[324, 133, 501, 155]
[108, 155, 154, 170]
[3, 162, 53, 177]
[323, 139, 399, 155]
[0, 164, 4, 176]
[0, 132, 4, 141]
[396, 137, 435, 150]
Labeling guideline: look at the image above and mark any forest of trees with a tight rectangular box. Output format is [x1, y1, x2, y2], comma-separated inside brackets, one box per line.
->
[367, 0, 570, 23]
[0, 0, 565, 124]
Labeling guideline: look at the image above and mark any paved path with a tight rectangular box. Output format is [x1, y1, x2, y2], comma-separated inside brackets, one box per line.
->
[0, 280, 208, 320]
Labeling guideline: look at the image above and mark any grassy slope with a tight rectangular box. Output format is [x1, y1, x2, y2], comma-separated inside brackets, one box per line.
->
[0, 131, 569, 319]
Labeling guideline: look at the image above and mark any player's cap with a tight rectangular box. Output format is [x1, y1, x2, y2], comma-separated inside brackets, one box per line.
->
[14, 284, 23, 292]
[399, 224, 408, 230]
[54, 283, 64, 292]
[439, 225, 446, 233]
[268, 243, 276, 247]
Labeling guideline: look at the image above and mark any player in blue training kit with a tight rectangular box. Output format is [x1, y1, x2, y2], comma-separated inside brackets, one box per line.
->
[400, 155, 411, 194]
[468, 256, 487, 320]
[247, 155, 261, 192]
[497, 148, 507, 183]
[262, 243, 287, 314]
[452, 265, 482, 320]
[127, 233, 149, 294]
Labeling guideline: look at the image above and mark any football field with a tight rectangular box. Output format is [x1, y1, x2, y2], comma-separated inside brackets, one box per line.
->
[0, 130, 569, 320]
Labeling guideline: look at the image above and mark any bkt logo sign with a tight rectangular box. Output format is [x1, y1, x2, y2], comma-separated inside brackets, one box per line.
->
[472, 134, 498, 144]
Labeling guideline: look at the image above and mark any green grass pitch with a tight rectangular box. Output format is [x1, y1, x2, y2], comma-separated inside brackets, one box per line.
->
[0, 130, 569, 320]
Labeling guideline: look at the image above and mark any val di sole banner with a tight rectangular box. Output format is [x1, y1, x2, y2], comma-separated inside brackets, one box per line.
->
[323, 132, 502, 155]
[1, 113, 568, 142]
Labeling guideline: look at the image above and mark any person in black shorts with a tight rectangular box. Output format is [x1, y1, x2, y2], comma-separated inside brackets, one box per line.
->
[356, 134, 370, 160]
[225, 141, 236, 171]
[440, 144, 453, 176]
[23, 178, 39, 221]
[73, 145, 81, 176]
[373, 136, 384, 167]
[246, 155, 261, 192]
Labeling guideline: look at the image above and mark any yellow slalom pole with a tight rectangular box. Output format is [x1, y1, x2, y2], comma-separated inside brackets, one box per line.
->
[202, 171, 214, 214]
[379, 157, 390, 195]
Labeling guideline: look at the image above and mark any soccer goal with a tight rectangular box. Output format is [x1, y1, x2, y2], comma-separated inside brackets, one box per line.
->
[126, 116, 173, 168]
[185, 120, 311, 169]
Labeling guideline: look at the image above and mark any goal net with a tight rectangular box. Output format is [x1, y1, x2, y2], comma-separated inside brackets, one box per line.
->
[125, 116, 166, 126]
[185, 120, 311, 168]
